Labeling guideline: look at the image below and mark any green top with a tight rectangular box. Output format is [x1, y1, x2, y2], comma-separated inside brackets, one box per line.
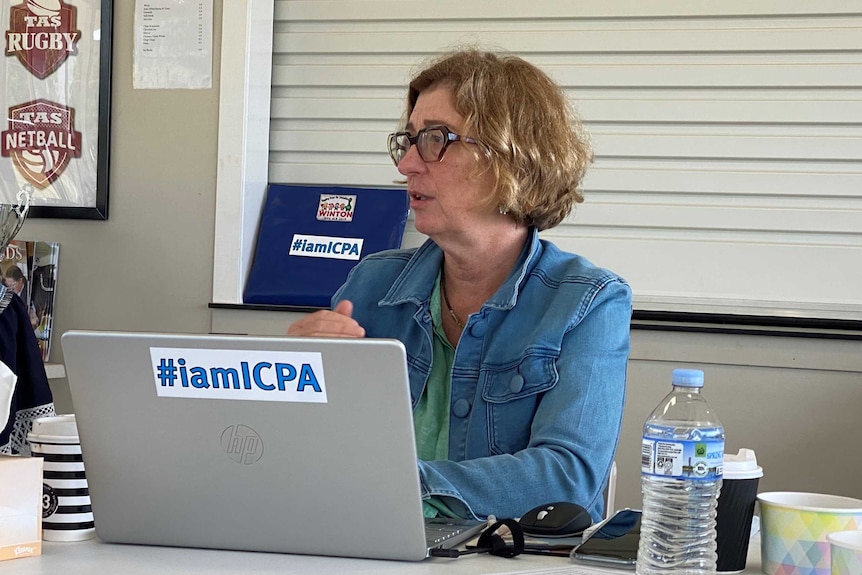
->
[413, 272, 460, 518]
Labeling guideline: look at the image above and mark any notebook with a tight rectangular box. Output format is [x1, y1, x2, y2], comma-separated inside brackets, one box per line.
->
[60, 330, 485, 561]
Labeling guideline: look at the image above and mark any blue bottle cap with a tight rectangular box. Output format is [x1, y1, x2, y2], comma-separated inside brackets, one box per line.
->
[672, 368, 704, 387]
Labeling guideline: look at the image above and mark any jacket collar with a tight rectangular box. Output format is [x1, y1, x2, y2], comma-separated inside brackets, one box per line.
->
[380, 227, 543, 311]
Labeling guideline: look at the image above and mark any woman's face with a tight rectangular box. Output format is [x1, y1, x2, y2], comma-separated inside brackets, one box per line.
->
[397, 84, 498, 242]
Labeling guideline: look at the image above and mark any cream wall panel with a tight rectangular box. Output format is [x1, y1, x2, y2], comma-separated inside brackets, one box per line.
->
[268, 7, 862, 319]
[277, 94, 862, 125]
[279, 0, 860, 20]
[584, 163, 862, 198]
[208, 1, 862, 320]
[268, 158, 862, 199]
[280, 29, 862, 53]
[272, 62, 860, 88]
[272, 128, 862, 162]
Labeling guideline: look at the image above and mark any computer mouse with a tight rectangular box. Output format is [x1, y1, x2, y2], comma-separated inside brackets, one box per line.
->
[518, 501, 592, 537]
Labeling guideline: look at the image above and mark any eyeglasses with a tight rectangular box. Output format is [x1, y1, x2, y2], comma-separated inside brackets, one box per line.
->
[387, 125, 480, 166]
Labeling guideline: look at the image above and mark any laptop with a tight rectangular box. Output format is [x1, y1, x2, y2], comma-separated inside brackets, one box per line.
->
[60, 330, 485, 561]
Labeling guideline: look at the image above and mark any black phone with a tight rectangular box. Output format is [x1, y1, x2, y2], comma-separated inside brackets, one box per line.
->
[569, 508, 641, 569]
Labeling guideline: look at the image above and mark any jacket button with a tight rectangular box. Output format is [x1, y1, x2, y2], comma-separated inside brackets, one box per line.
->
[469, 321, 487, 337]
[452, 398, 471, 418]
[509, 374, 524, 394]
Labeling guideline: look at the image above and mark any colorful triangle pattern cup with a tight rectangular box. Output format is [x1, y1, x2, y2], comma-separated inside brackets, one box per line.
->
[758, 492, 862, 575]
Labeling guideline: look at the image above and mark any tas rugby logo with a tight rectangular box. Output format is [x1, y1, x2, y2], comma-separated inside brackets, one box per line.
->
[1, 99, 82, 188]
[5, 0, 81, 80]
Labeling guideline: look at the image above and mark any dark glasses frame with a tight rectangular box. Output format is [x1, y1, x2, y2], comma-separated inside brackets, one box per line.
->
[387, 125, 480, 166]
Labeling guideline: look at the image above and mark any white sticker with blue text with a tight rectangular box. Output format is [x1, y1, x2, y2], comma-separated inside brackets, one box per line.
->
[288, 234, 363, 260]
[150, 348, 328, 403]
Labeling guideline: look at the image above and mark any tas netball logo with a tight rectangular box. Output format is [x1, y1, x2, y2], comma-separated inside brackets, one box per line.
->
[5, 0, 80, 79]
[1, 99, 82, 188]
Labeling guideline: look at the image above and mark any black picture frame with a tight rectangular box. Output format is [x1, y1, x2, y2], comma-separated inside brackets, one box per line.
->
[4, 0, 113, 220]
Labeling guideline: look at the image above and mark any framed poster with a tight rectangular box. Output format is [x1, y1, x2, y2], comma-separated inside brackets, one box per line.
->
[0, 0, 112, 220]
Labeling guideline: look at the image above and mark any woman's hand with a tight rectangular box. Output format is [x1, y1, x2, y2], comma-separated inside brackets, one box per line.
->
[286, 300, 366, 338]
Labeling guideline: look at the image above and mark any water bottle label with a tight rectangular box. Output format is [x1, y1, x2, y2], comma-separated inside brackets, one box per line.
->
[641, 433, 724, 480]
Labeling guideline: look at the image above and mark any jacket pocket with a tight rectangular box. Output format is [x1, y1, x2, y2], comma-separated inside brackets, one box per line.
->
[480, 354, 558, 454]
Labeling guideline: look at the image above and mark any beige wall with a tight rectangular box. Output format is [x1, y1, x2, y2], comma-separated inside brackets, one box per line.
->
[21, 1, 861, 511]
[620, 331, 862, 510]
[17, 2, 223, 408]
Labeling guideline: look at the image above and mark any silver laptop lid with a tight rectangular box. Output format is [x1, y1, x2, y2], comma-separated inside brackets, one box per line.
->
[60, 330, 430, 561]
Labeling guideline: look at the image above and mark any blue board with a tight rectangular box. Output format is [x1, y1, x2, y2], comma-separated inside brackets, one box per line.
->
[243, 184, 409, 308]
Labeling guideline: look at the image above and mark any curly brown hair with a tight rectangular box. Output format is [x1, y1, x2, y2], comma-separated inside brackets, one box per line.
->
[404, 49, 593, 231]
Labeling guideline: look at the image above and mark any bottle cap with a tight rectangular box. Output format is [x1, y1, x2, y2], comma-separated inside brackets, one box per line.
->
[672, 368, 704, 388]
[723, 448, 763, 479]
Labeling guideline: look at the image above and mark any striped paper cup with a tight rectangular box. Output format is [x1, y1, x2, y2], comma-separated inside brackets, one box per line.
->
[28, 414, 95, 542]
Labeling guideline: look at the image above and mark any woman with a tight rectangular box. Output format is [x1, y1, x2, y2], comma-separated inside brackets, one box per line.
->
[288, 49, 631, 522]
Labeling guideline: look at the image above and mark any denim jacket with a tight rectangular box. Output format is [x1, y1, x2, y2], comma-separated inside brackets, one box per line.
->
[332, 228, 632, 522]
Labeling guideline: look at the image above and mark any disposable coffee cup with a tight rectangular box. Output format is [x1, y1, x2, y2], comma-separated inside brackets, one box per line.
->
[27, 414, 95, 542]
[716, 448, 763, 573]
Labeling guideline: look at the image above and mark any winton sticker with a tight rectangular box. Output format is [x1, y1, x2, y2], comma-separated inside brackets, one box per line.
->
[150, 347, 328, 403]
[317, 194, 356, 222]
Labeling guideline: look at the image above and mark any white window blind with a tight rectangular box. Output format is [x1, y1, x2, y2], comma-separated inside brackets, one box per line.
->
[253, 1, 862, 322]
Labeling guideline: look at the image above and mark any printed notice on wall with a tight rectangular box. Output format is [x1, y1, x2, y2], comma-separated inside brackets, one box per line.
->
[133, 0, 213, 89]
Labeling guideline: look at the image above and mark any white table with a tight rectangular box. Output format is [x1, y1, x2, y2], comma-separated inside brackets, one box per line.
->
[4, 535, 763, 574]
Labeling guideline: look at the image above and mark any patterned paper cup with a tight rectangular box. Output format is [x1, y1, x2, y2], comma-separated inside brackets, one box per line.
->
[758, 492, 862, 575]
[827, 531, 862, 575]
[27, 414, 95, 542]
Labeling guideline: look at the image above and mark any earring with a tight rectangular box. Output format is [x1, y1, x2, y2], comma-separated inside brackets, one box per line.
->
[499, 207, 508, 215]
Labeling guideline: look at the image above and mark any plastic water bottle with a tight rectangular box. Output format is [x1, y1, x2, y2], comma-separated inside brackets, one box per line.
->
[636, 369, 724, 575]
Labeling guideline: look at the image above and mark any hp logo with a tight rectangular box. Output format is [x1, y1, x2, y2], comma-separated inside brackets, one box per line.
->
[220, 424, 264, 464]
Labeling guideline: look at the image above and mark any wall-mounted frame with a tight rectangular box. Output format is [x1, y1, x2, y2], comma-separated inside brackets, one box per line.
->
[0, 0, 112, 220]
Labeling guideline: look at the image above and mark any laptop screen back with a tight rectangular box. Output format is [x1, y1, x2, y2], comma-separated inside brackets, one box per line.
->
[60, 331, 430, 561]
